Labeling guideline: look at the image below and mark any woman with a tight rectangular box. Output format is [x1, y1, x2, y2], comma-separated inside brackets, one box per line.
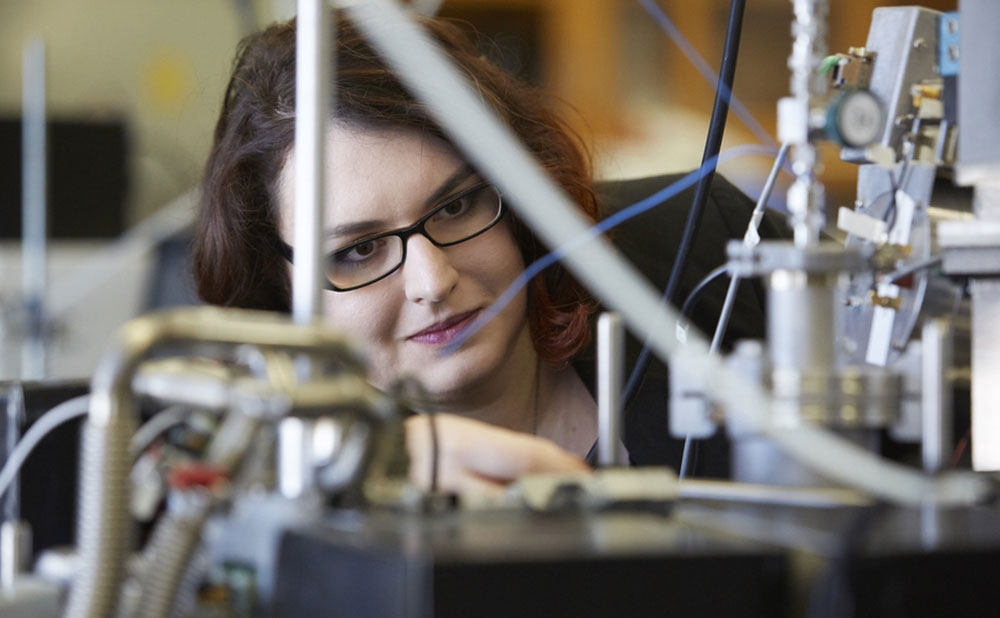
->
[194, 13, 775, 492]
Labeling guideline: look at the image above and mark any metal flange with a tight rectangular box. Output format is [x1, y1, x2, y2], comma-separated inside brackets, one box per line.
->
[770, 366, 902, 428]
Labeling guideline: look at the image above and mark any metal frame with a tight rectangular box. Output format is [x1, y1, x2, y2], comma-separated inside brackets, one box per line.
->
[335, 0, 987, 507]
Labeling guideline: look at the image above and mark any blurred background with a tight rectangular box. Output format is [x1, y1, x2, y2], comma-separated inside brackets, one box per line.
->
[0, 0, 957, 379]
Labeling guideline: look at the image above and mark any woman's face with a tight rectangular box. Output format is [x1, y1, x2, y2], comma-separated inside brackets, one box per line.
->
[277, 126, 532, 400]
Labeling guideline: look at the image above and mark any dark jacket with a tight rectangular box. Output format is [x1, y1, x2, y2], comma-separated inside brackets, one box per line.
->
[572, 173, 790, 477]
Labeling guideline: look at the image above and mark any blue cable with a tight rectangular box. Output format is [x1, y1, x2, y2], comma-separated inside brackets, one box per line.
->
[637, 0, 776, 148]
[441, 143, 777, 356]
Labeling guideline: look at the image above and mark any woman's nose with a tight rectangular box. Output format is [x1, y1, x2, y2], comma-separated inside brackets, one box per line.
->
[402, 234, 459, 304]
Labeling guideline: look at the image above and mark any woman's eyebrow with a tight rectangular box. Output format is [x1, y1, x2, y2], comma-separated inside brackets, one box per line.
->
[325, 164, 477, 241]
[421, 163, 477, 207]
[327, 219, 387, 240]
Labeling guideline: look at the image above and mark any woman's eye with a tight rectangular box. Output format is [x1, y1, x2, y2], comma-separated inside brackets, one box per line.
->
[439, 197, 471, 218]
[335, 238, 385, 265]
[354, 241, 376, 257]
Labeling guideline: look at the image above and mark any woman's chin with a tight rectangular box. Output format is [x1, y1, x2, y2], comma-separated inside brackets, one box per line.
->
[408, 365, 490, 404]
[395, 352, 499, 406]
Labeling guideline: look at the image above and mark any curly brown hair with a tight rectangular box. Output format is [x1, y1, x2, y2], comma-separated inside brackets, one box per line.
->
[193, 13, 597, 364]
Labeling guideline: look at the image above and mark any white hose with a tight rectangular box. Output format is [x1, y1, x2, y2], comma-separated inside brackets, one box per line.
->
[347, 0, 991, 506]
[0, 394, 90, 501]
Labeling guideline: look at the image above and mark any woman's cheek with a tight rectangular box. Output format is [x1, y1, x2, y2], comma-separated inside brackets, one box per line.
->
[326, 298, 377, 339]
[324, 292, 400, 382]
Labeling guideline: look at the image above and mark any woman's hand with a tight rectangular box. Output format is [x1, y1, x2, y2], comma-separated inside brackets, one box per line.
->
[404, 414, 590, 496]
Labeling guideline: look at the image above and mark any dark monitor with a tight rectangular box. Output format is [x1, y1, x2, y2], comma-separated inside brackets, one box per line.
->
[0, 118, 128, 239]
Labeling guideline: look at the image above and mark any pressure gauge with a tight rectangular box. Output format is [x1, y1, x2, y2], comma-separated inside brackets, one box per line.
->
[826, 89, 884, 148]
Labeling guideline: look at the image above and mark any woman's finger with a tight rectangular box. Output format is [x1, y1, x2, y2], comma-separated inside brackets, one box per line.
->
[405, 414, 589, 494]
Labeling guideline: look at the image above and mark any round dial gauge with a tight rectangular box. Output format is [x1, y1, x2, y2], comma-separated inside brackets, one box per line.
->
[828, 90, 884, 148]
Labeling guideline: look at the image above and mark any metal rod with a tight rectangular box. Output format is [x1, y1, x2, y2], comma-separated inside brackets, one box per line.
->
[785, 0, 828, 246]
[278, 417, 313, 498]
[921, 319, 953, 473]
[2, 389, 24, 524]
[970, 283, 1000, 472]
[596, 313, 624, 467]
[0, 520, 31, 592]
[968, 185, 1000, 471]
[21, 37, 47, 380]
[284, 0, 332, 502]
[292, 0, 331, 326]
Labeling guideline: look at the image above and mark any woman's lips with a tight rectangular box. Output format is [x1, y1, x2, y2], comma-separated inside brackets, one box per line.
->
[407, 309, 481, 345]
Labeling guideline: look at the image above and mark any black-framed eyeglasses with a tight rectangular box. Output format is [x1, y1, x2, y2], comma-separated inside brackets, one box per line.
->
[278, 182, 504, 292]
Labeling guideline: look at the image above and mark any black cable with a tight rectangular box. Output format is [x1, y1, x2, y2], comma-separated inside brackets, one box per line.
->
[622, 0, 747, 411]
[883, 161, 911, 230]
[391, 377, 440, 495]
[427, 410, 440, 494]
